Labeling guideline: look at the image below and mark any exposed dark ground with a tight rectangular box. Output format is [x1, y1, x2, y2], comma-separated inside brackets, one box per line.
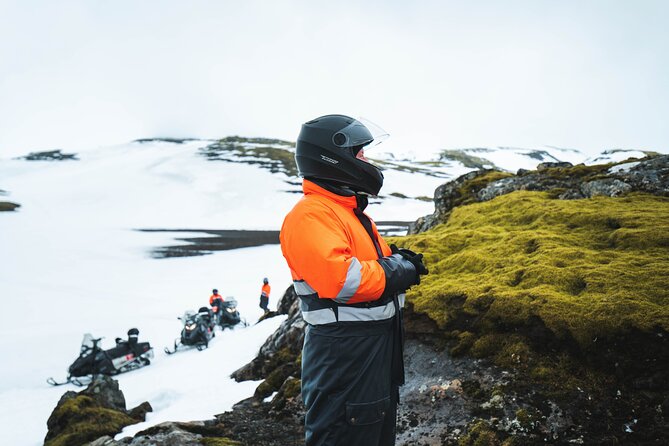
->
[139, 222, 412, 258]
[137, 229, 280, 258]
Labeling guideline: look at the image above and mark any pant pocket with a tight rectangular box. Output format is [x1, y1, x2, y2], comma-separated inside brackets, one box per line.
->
[345, 396, 390, 426]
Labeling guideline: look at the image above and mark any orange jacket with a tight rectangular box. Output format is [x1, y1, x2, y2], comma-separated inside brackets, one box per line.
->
[209, 294, 224, 305]
[261, 283, 271, 298]
[280, 179, 392, 305]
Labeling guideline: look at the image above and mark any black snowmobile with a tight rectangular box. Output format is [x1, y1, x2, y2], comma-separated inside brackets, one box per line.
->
[47, 328, 154, 386]
[210, 297, 225, 327]
[218, 297, 245, 329]
[164, 307, 215, 354]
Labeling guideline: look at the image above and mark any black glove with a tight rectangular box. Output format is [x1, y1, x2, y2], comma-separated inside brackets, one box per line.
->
[390, 244, 429, 282]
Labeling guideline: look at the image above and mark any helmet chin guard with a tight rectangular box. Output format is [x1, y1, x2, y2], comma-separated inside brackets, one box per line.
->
[295, 115, 388, 196]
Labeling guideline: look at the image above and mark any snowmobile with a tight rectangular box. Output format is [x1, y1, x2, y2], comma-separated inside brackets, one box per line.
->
[218, 297, 246, 329]
[210, 297, 225, 326]
[164, 307, 215, 354]
[47, 328, 154, 386]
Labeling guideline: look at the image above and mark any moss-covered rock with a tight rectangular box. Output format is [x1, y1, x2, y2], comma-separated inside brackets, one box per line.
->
[44, 395, 138, 446]
[458, 419, 502, 446]
[440, 150, 497, 170]
[411, 155, 669, 234]
[200, 138, 298, 177]
[44, 377, 150, 446]
[396, 191, 669, 356]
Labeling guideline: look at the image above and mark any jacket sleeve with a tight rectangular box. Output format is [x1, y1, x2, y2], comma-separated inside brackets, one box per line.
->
[371, 216, 417, 297]
[281, 209, 387, 304]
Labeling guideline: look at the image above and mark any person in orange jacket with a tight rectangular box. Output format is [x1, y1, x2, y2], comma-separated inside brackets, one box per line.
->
[259, 278, 271, 313]
[280, 115, 428, 446]
[209, 288, 224, 306]
[209, 289, 224, 322]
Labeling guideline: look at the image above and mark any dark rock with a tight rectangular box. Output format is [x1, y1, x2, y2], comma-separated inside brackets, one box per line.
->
[133, 138, 198, 144]
[118, 422, 204, 445]
[90, 422, 209, 445]
[232, 286, 304, 385]
[19, 149, 78, 161]
[0, 201, 21, 212]
[83, 375, 127, 412]
[412, 155, 669, 233]
[276, 287, 295, 315]
[127, 401, 153, 421]
[537, 161, 573, 170]
[581, 178, 632, 197]
[45, 377, 151, 446]
[409, 169, 500, 234]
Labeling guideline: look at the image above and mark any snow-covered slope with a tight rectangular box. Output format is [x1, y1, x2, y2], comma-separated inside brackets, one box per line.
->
[0, 138, 658, 445]
[0, 138, 449, 445]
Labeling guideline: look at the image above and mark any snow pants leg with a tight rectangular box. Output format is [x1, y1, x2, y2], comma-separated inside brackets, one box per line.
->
[259, 296, 269, 312]
[302, 320, 397, 446]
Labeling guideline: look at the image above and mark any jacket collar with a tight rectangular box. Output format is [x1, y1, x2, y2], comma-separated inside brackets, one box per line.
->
[303, 179, 358, 209]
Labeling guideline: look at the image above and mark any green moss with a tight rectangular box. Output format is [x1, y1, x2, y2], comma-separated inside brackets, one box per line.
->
[455, 171, 514, 208]
[201, 438, 243, 446]
[514, 408, 538, 430]
[450, 331, 476, 356]
[458, 419, 501, 446]
[45, 395, 138, 446]
[440, 150, 496, 169]
[201, 138, 298, 176]
[470, 334, 499, 358]
[391, 191, 669, 355]
[219, 135, 295, 146]
[282, 377, 302, 399]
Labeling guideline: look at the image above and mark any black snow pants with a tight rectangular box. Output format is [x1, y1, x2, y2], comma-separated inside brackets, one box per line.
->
[301, 318, 398, 446]
[259, 295, 269, 311]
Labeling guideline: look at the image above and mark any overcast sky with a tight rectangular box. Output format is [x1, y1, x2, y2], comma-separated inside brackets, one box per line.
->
[1, 0, 667, 157]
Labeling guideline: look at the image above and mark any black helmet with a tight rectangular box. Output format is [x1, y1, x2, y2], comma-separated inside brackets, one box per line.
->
[213, 289, 218, 294]
[263, 277, 269, 284]
[295, 115, 386, 195]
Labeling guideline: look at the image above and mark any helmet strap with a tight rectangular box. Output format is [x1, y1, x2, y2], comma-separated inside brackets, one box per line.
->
[355, 194, 369, 211]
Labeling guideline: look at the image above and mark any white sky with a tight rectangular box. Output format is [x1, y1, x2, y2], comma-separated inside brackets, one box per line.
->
[1, 0, 667, 157]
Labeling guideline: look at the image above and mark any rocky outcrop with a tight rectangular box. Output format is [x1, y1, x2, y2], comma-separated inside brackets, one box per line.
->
[410, 154, 669, 233]
[0, 201, 20, 211]
[19, 149, 78, 161]
[231, 286, 304, 401]
[45, 376, 152, 446]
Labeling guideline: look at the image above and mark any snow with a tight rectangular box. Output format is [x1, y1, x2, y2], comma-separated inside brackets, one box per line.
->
[586, 150, 649, 165]
[609, 161, 640, 174]
[0, 139, 442, 445]
[458, 146, 587, 172]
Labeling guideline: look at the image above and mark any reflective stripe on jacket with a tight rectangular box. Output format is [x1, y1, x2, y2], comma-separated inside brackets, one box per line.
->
[280, 179, 392, 313]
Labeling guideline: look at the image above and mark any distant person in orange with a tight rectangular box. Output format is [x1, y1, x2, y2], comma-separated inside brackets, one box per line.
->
[259, 278, 270, 313]
[210, 289, 225, 323]
[209, 288, 224, 305]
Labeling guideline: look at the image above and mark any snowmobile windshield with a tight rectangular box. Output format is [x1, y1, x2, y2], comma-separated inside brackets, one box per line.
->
[333, 117, 389, 151]
[80, 333, 95, 356]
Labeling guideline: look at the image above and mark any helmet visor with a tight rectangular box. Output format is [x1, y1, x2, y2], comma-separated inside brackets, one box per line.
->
[332, 117, 389, 150]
